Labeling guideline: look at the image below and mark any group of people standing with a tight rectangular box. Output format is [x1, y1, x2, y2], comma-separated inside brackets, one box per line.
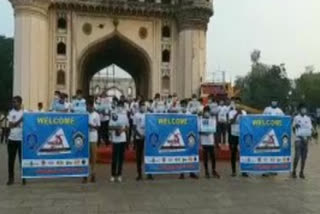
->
[3, 90, 314, 185]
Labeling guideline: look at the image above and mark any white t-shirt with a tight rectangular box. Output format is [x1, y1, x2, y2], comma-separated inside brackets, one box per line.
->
[109, 112, 129, 143]
[218, 105, 229, 123]
[8, 109, 24, 141]
[152, 100, 166, 113]
[89, 111, 101, 143]
[263, 107, 284, 116]
[229, 110, 247, 137]
[198, 117, 216, 146]
[133, 112, 145, 139]
[293, 114, 312, 137]
[208, 102, 219, 115]
[187, 100, 201, 114]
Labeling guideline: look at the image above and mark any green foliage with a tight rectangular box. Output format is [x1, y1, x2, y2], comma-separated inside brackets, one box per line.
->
[293, 71, 320, 111]
[0, 36, 13, 111]
[235, 63, 291, 110]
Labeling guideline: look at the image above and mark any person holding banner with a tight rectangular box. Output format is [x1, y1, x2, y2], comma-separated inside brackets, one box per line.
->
[263, 100, 284, 116]
[292, 104, 313, 179]
[228, 104, 248, 177]
[6, 96, 26, 185]
[109, 101, 129, 183]
[262, 100, 284, 177]
[71, 89, 87, 114]
[199, 106, 220, 179]
[83, 99, 101, 183]
[178, 99, 199, 179]
[133, 101, 154, 181]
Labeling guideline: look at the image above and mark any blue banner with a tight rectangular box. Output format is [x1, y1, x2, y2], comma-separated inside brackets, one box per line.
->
[22, 113, 89, 178]
[240, 115, 292, 173]
[145, 114, 199, 174]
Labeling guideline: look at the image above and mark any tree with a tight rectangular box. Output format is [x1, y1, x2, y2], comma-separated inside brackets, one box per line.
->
[293, 68, 320, 111]
[0, 36, 14, 111]
[235, 51, 291, 109]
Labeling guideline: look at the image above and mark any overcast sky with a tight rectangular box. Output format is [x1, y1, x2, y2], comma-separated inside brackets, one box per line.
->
[1, 0, 320, 81]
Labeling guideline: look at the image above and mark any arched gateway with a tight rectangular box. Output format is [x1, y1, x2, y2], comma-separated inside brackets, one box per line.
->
[9, 0, 213, 110]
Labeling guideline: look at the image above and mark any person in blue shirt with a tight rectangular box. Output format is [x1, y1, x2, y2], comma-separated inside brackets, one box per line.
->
[71, 89, 87, 113]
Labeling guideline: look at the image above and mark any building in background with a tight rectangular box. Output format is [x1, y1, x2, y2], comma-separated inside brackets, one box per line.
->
[9, 0, 213, 110]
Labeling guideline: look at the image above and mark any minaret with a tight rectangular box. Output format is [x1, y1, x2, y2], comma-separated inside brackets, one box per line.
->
[176, 0, 213, 98]
[9, 0, 51, 110]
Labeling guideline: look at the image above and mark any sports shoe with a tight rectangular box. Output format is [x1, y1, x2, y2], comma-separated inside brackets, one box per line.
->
[82, 177, 88, 184]
[6, 180, 14, 186]
[241, 173, 249, 177]
[147, 174, 154, 180]
[22, 179, 26, 185]
[299, 172, 305, 179]
[117, 176, 122, 183]
[110, 176, 115, 183]
[231, 172, 237, 177]
[212, 171, 221, 179]
[291, 171, 297, 179]
[179, 174, 185, 180]
[189, 173, 199, 179]
[136, 175, 142, 181]
[90, 175, 96, 183]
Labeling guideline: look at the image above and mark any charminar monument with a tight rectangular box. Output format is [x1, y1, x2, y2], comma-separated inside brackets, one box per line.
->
[9, 0, 213, 109]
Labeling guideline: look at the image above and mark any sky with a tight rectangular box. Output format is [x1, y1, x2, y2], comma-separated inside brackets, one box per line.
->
[1, 0, 320, 81]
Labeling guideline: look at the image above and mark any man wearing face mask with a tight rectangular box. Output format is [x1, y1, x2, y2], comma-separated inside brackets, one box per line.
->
[263, 100, 284, 116]
[179, 99, 199, 179]
[109, 101, 129, 183]
[262, 99, 284, 177]
[187, 94, 201, 115]
[152, 93, 166, 113]
[208, 95, 219, 117]
[292, 104, 312, 179]
[71, 89, 87, 113]
[228, 102, 248, 177]
[133, 101, 153, 181]
[50, 91, 61, 111]
[217, 100, 229, 144]
[167, 93, 180, 113]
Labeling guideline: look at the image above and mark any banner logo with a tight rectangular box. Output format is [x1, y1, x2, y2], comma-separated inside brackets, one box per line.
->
[38, 128, 71, 155]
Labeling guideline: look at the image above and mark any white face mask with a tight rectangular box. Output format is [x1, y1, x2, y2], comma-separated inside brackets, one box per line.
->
[204, 112, 210, 118]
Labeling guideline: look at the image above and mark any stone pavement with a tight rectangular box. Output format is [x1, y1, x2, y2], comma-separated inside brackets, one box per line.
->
[0, 139, 320, 214]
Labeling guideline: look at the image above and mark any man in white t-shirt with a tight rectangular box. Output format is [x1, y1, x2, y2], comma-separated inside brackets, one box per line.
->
[199, 106, 220, 179]
[262, 100, 285, 177]
[133, 101, 153, 181]
[292, 104, 313, 179]
[263, 100, 284, 116]
[179, 99, 199, 180]
[109, 101, 129, 183]
[83, 99, 101, 183]
[7, 96, 25, 186]
[96, 93, 112, 146]
[187, 94, 202, 114]
[151, 93, 166, 113]
[228, 103, 248, 177]
[217, 100, 229, 144]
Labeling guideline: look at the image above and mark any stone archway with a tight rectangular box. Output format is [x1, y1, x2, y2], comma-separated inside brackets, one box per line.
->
[78, 33, 152, 99]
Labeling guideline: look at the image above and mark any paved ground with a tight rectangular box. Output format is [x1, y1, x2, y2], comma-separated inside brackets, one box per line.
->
[0, 138, 320, 214]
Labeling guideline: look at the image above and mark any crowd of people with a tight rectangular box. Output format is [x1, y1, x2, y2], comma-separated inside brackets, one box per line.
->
[2, 89, 314, 186]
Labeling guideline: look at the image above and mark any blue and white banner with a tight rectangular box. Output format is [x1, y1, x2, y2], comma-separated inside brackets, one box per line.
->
[240, 115, 292, 173]
[145, 114, 200, 174]
[22, 113, 89, 178]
